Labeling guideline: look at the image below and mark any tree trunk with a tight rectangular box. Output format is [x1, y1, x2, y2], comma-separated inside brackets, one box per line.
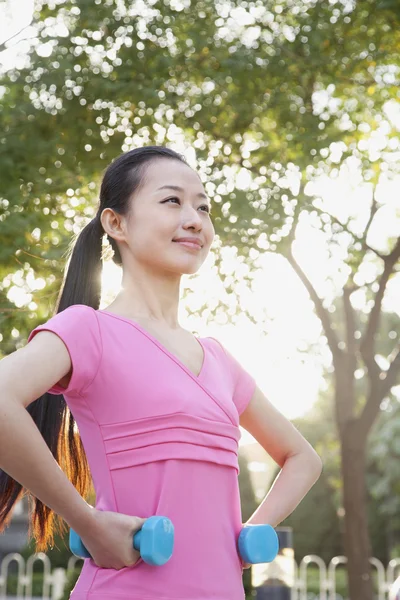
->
[340, 426, 373, 600]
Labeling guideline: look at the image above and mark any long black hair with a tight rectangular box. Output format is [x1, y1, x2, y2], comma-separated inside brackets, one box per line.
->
[0, 146, 188, 552]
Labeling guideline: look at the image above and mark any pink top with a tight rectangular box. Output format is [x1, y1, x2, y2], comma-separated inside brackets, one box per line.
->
[28, 304, 257, 600]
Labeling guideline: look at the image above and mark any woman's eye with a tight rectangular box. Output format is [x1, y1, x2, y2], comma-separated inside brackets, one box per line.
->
[163, 198, 211, 214]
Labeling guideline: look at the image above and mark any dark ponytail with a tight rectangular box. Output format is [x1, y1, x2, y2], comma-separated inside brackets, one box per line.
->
[0, 146, 187, 552]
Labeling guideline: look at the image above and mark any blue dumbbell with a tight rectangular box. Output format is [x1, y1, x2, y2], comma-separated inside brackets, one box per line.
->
[238, 524, 279, 564]
[69, 515, 174, 566]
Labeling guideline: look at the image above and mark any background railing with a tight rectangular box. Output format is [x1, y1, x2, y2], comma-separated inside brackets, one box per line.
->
[0, 552, 399, 600]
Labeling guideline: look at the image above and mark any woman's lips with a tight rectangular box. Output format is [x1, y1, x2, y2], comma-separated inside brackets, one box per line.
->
[173, 241, 202, 250]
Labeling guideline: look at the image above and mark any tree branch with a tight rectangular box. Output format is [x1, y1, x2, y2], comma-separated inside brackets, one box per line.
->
[0, 24, 31, 55]
[343, 286, 357, 372]
[358, 348, 400, 440]
[357, 382, 382, 441]
[312, 205, 355, 238]
[364, 243, 385, 260]
[361, 193, 384, 259]
[360, 236, 400, 370]
[286, 249, 343, 364]
[380, 345, 400, 401]
[357, 236, 400, 438]
[282, 203, 343, 364]
[312, 200, 385, 261]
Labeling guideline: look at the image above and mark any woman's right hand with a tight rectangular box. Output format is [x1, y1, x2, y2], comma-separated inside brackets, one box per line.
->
[77, 508, 148, 570]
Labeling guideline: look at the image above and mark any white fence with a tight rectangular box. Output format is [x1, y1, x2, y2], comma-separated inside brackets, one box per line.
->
[292, 555, 400, 600]
[0, 552, 399, 599]
[0, 552, 81, 600]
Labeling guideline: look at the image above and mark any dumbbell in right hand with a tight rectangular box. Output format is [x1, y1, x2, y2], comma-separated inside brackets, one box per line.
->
[69, 515, 174, 567]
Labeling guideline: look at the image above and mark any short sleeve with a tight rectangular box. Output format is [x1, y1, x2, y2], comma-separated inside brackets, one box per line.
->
[208, 337, 257, 416]
[27, 304, 102, 396]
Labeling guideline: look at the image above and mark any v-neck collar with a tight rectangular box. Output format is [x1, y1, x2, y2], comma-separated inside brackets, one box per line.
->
[97, 309, 207, 380]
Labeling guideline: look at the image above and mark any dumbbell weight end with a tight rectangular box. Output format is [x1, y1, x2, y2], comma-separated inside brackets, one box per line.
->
[238, 524, 279, 564]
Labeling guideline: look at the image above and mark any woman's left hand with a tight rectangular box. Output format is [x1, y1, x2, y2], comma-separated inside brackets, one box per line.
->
[240, 522, 252, 569]
[241, 558, 252, 570]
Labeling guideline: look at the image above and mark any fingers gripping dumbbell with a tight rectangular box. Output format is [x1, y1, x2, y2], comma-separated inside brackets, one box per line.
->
[69, 515, 174, 567]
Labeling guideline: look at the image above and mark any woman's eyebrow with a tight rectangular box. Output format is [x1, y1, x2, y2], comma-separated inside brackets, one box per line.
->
[156, 184, 208, 201]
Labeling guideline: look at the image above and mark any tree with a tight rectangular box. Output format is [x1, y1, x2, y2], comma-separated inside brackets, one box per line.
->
[2, 1, 400, 598]
[368, 398, 400, 558]
[282, 374, 397, 565]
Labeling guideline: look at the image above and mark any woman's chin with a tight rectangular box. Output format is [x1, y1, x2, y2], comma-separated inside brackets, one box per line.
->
[166, 255, 206, 276]
[173, 261, 204, 276]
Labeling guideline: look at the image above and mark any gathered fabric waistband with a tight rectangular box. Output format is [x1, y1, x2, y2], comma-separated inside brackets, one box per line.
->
[101, 412, 241, 473]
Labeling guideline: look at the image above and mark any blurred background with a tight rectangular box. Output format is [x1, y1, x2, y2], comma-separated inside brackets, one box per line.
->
[0, 0, 399, 598]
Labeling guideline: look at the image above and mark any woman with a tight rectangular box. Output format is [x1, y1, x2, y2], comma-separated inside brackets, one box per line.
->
[0, 146, 322, 599]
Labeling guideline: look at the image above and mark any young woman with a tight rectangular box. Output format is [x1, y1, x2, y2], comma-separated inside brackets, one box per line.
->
[0, 146, 322, 599]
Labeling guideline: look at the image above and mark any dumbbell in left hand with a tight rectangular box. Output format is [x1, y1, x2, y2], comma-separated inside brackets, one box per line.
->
[238, 524, 279, 564]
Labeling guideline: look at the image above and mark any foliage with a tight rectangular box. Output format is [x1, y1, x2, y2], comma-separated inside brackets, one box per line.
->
[59, 566, 82, 600]
[282, 468, 343, 564]
[279, 342, 398, 566]
[2, 1, 400, 597]
[4, 570, 56, 596]
[368, 398, 400, 555]
[284, 407, 392, 564]
[19, 525, 74, 569]
[239, 450, 259, 522]
[1, 0, 400, 341]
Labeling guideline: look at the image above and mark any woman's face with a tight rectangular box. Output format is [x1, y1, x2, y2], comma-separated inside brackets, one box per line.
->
[112, 158, 215, 276]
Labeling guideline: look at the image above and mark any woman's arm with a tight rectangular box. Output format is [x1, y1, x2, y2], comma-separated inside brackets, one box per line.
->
[0, 397, 95, 533]
[239, 384, 323, 527]
[0, 333, 96, 536]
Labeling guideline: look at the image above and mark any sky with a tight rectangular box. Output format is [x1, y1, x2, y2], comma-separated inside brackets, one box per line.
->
[2, 1, 400, 453]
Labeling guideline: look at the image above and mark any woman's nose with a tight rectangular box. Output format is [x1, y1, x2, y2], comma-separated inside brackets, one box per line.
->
[182, 209, 203, 229]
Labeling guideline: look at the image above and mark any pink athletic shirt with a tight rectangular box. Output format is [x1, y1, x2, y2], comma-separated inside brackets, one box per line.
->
[27, 304, 257, 600]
